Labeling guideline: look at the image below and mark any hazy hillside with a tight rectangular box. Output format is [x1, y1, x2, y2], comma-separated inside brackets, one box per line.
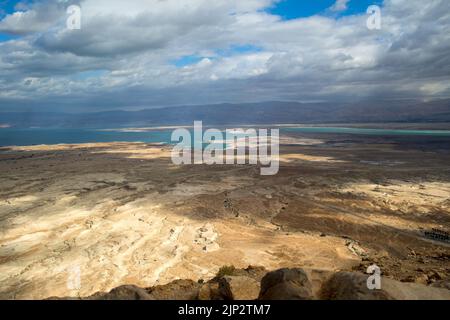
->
[1, 100, 449, 128]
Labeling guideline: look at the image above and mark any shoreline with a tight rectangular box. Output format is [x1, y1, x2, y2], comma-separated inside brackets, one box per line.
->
[98, 122, 450, 132]
[1, 124, 450, 149]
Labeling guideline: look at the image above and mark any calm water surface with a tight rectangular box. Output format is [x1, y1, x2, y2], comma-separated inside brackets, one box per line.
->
[1, 127, 450, 147]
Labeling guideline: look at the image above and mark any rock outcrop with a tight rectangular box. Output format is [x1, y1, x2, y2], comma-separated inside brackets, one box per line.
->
[91, 285, 155, 300]
[52, 266, 450, 300]
[259, 268, 314, 300]
[320, 272, 394, 300]
[146, 280, 201, 300]
[219, 276, 261, 300]
[320, 272, 450, 300]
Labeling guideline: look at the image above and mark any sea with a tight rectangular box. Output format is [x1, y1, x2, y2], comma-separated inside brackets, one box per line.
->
[0, 127, 450, 147]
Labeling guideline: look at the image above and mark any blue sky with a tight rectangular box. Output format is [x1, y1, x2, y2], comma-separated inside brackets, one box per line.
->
[2, 0, 386, 60]
[1, 0, 449, 111]
[0, 0, 385, 43]
[0, 0, 18, 15]
[0, 0, 29, 17]
[173, 45, 263, 67]
[0, 33, 18, 41]
[1, 0, 385, 17]
[0, 0, 24, 41]
[269, 0, 384, 19]
[166, 1, 385, 67]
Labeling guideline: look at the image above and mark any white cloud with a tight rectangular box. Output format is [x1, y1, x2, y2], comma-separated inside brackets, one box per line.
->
[330, 0, 350, 12]
[0, 1, 64, 34]
[0, 0, 449, 111]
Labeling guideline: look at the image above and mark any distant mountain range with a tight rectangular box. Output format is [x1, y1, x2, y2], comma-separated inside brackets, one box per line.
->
[1, 100, 449, 128]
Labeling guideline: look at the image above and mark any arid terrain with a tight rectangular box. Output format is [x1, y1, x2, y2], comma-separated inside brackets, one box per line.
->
[0, 133, 449, 299]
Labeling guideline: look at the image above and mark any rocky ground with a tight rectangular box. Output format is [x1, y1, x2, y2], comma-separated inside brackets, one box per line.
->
[64, 266, 450, 300]
[0, 133, 449, 299]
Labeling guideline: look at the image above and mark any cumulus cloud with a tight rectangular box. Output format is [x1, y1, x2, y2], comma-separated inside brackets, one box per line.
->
[0, 0, 449, 111]
[0, 1, 65, 34]
[330, 0, 350, 12]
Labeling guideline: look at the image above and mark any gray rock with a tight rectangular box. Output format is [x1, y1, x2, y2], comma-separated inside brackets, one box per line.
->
[198, 282, 222, 300]
[219, 276, 261, 300]
[147, 279, 201, 300]
[431, 280, 450, 290]
[382, 279, 450, 300]
[92, 285, 154, 300]
[320, 272, 450, 300]
[259, 268, 314, 300]
[320, 272, 393, 300]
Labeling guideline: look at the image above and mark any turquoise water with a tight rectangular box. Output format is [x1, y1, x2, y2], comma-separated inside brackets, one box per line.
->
[0, 127, 449, 147]
[283, 127, 450, 136]
[0, 128, 174, 147]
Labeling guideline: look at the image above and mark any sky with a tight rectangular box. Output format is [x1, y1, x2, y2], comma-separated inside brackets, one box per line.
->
[0, 0, 449, 112]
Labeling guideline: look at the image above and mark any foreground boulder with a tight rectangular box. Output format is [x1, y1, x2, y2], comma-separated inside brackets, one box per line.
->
[147, 280, 201, 300]
[91, 285, 154, 300]
[320, 272, 450, 300]
[432, 280, 450, 290]
[259, 268, 314, 300]
[198, 282, 222, 300]
[320, 272, 393, 300]
[93, 280, 201, 300]
[219, 276, 261, 300]
[381, 278, 450, 300]
[51, 266, 450, 300]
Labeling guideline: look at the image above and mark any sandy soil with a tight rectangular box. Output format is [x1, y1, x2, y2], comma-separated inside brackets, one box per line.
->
[0, 134, 449, 299]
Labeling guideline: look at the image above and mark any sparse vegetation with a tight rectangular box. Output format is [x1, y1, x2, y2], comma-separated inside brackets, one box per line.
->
[216, 265, 236, 278]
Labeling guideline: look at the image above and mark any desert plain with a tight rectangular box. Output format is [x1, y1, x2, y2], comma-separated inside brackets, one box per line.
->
[0, 132, 449, 299]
